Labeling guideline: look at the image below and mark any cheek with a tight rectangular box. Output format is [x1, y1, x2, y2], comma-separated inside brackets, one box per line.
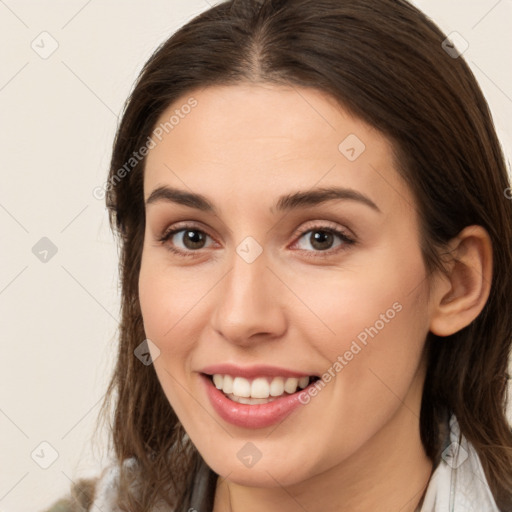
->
[278, 247, 430, 469]
[138, 254, 200, 413]
[138, 251, 205, 348]
[289, 240, 428, 354]
[328, 252, 429, 419]
[291, 241, 429, 399]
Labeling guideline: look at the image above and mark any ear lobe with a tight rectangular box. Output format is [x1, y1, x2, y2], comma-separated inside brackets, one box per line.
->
[429, 225, 493, 337]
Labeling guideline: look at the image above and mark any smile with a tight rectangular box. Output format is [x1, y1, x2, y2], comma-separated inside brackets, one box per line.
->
[210, 374, 318, 404]
[200, 372, 321, 428]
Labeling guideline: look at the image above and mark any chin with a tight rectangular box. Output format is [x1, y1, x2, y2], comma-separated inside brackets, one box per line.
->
[201, 446, 315, 488]
[215, 463, 306, 488]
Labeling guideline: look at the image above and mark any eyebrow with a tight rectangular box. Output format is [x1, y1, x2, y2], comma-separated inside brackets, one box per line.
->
[145, 185, 381, 214]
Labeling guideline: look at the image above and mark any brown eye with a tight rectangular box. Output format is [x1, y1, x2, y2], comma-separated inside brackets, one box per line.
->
[159, 226, 215, 257]
[294, 227, 354, 254]
[307, 231, 336, 251]
[178, 229, 208, 250]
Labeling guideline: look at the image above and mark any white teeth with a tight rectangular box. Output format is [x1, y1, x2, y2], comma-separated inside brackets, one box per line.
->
[269, 377, 285, 397]
[298, 376, 309, 389]
[251, 377, 270, 399]
[226, 393, 279, 405]
[284, 377, 299, 394]
[232, 377, 251, 397]
[223, 374, 233, 394]
[211, 374, 314, 400]
[213, 374, 223, 389]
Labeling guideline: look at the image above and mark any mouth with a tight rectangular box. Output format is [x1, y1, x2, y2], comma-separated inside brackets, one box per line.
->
[200, 371, 322, 428]
[203, 373, 321, 405]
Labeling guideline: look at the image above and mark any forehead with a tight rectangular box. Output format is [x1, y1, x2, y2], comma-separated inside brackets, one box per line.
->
[143, 84, 414, 217]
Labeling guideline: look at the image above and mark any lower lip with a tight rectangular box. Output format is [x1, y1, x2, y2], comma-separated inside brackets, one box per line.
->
[201, 374, 313, 429]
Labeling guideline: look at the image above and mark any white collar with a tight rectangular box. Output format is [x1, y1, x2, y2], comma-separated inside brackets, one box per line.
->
[418, 414, 500, 511]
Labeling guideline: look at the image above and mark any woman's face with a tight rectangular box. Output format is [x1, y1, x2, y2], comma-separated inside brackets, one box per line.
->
[139, 84, 434, 487]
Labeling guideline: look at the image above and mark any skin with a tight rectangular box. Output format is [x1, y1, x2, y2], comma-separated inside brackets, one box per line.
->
[138, 83, 492, 512]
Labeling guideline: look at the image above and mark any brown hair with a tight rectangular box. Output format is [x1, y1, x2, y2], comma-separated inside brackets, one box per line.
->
[91, 0, 512, 510]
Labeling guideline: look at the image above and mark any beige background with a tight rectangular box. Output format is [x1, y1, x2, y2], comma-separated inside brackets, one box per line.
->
[0, 1, 511, 510]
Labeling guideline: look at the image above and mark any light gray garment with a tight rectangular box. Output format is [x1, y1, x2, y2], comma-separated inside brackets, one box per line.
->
[418, 415, 500, 512]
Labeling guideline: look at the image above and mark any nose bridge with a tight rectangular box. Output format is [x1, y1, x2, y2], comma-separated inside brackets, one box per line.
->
[210, 239, 286, 343]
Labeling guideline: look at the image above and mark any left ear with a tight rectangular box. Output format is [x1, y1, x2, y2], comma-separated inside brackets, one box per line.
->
[429, 225, 493, 337]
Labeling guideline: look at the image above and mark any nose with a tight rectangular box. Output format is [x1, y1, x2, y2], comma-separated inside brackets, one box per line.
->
[209, 245, 287, 347]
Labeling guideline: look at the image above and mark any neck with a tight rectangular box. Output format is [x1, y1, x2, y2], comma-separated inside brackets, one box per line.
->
[213, 367, 432, 512]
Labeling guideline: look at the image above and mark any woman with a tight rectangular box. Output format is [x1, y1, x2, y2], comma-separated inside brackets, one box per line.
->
[45, 0, 512, 510]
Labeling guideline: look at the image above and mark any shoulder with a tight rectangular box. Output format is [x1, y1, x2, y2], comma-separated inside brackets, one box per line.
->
[419, 414, 501, 512]
[44, 456, 210, 512]
[42, 459, 137, 512]
[88, 458, 180, 511]
[88, 460, 129, 511]
[42, 476, 98, 512]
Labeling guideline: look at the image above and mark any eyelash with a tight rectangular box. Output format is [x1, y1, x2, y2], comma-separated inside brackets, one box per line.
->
[157, 222, 356, 260]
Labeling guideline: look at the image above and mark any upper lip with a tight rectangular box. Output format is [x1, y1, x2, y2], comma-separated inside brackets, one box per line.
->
[200, 363, 317, 380]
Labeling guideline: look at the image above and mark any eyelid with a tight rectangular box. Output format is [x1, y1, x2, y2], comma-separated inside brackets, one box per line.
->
[290, 220, 356, 245]
[158, 221, 215, 242]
